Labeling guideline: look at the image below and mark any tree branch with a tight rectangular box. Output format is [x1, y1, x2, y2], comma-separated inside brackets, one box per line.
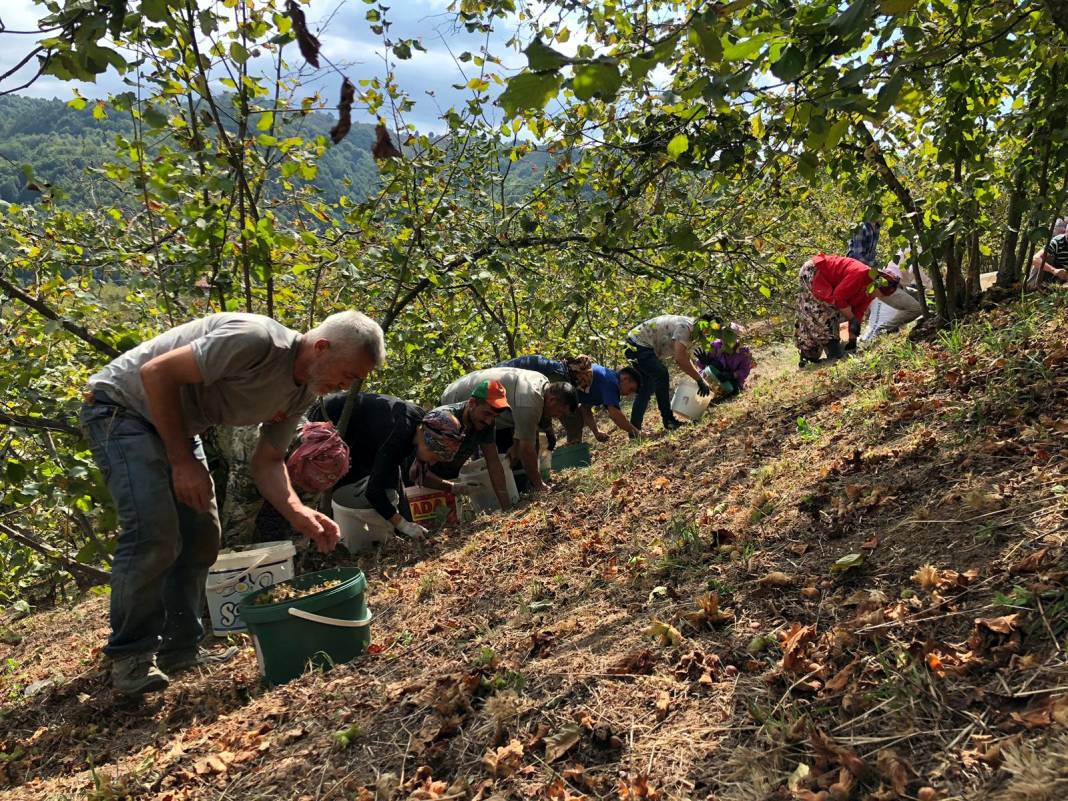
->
[0, 410, 81, 437]
[0, 519, 110, 588]
[0, 275, 120, 358]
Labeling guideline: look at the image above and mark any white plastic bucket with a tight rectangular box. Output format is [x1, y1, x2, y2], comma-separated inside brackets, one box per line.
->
[671, 376, 713, 421]
[459, 457, 519, 513]
[205, 540, 296, 635]
[331, 483, 395, 552]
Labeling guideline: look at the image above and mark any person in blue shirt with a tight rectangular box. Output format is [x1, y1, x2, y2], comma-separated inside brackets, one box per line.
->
[495, 355, 641, 443]
[576, 364, 642, 441]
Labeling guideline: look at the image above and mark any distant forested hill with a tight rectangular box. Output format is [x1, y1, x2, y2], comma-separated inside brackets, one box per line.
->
[0, 95, 548, 209]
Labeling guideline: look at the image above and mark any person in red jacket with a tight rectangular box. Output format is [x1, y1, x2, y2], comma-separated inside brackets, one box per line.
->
[795, 253, 899, 367]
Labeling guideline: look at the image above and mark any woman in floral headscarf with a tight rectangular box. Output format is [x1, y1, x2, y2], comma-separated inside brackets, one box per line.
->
[308, 393, 461, 540]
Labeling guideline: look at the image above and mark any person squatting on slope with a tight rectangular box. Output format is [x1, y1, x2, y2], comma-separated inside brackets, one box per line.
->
[421, 380, 511, 507]
[495, 354, 593, 449]
[80, 311, 385, 695]
[625, 314, 715, 432]
[696, 323, 753, 399]
[795, 254, 899, 368]
[861, 249, 925, 342]
[441, 368, 577, 497]
[306, 394, 463, 540]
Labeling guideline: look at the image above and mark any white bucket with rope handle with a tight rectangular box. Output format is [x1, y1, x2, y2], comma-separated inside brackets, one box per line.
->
[205, 540, 296, 635]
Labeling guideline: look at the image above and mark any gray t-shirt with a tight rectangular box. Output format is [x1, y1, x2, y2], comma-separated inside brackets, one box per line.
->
[440, 367, 548, 441]
[88, 313, 315, 450]
[627, 315, 696, 360]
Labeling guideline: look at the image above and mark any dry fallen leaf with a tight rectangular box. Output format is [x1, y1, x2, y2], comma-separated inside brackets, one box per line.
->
[544, 724, 582, 763]
[1009, 548, 1049, 575]
[876, 748, 911, 797]
[975, 614, 1021, 635]
[913, 564, 940, 591]
[482, 738, 524, 777]
[758, 571, 793, 587]
[787, 762, 811, 792]
[654, 691, 671, 720]
[645, 620, 684, 647]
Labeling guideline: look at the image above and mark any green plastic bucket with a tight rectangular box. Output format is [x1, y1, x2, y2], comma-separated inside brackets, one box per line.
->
[238, 567, 371, 685]
[551, 442, 592, 471]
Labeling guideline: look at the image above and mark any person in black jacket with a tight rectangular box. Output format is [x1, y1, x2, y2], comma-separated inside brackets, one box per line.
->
[309, 393, 462, 539]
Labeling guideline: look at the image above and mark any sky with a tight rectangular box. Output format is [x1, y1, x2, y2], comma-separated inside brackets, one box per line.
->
[0, 0, 543, 133]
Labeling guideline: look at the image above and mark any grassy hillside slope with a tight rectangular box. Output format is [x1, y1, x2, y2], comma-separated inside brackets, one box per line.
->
[3, 294, 1068, 801]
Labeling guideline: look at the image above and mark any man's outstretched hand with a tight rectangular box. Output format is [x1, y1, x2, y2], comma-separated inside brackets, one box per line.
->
[289, 505, 341, 553]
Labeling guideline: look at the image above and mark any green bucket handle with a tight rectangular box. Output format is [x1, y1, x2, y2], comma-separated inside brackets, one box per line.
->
[287, 607, 374, 628]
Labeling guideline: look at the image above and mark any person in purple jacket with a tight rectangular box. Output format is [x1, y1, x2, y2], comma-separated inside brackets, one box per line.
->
[696, 324, 753, 398]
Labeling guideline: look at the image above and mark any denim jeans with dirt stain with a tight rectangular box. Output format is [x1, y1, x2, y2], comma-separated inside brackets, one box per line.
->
[80, 393, 221, 658]
[626, 341, 674, 429]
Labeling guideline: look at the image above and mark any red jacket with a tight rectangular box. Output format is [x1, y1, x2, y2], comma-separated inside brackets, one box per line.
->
[810, 253, 877, 319]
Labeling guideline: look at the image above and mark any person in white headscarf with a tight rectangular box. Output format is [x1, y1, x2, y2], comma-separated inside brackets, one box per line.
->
[862, 249, 925, 342]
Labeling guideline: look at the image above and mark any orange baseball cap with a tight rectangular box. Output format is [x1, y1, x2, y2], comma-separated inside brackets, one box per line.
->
[471, 378, 509, 410]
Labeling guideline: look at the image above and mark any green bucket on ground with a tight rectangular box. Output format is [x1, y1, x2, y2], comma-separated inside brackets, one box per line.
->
[238, 567, 371, 685]
[551, 442, 592, 470]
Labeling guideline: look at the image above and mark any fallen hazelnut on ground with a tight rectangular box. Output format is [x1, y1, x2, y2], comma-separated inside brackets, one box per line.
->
[917, 788, 940, 801]
[801, 586, 820, 599]
[828, 783, 850, 801]
[724, 665, 739, 677]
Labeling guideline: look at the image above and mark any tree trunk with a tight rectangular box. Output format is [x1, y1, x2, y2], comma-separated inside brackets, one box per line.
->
[997, 157, 1029, 286]
[966, 229, 981, 303]
[856, 121, 950, 320]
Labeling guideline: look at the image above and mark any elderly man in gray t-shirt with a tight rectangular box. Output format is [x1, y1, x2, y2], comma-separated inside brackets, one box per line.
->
[80, 310, 385, 695]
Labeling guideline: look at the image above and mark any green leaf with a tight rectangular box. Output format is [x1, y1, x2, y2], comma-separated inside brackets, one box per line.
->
[751, 112, 764, 139]
[690, 17, 722, 62]
[831, 553, 866, 574]
[666, 133, 689, 159]
[393, 41, 412, 60]
[67, 96, 88, 111]
[526, 39, 570, 71]
[876, 72, 906, 113]
[6, 460, 27, 483]
[668, 224, 701, 250]
[879, 0, 918, 13]
[571, 62, 622, 101]
[629, 56, 656, 83]
[467, 77, 490, 92]
[498, 72, 562, 117]
[771, 47, 805, 83]
[91, 102, 108, 121]
[108, 0, 127, 40]
[759, 285, 772, 299]
[141, 106, 168, 129]
[229, 42, 250, 65]
[141, 0, 169, 23]
[829, 0, 872, 38]
[722, 34, 767, 62]
[824, 117, 850, 150]
[257, 111, 274, 131]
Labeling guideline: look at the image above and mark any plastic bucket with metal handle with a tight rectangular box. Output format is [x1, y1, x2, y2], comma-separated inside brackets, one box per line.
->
[238, 567, 371, 685]
[205, 540, 296, 635]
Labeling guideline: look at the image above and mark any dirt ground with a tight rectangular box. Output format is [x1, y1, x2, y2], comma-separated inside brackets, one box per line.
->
[3, 293, 1068, 801]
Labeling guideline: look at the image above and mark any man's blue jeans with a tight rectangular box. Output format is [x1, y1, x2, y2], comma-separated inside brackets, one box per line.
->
[81, 394, 221, 657]
[626, 342, 674, 429]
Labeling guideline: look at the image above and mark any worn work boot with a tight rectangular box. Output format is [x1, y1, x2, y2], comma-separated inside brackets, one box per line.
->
[111, 652, 170, 695]
[157, 645, 239, 675]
